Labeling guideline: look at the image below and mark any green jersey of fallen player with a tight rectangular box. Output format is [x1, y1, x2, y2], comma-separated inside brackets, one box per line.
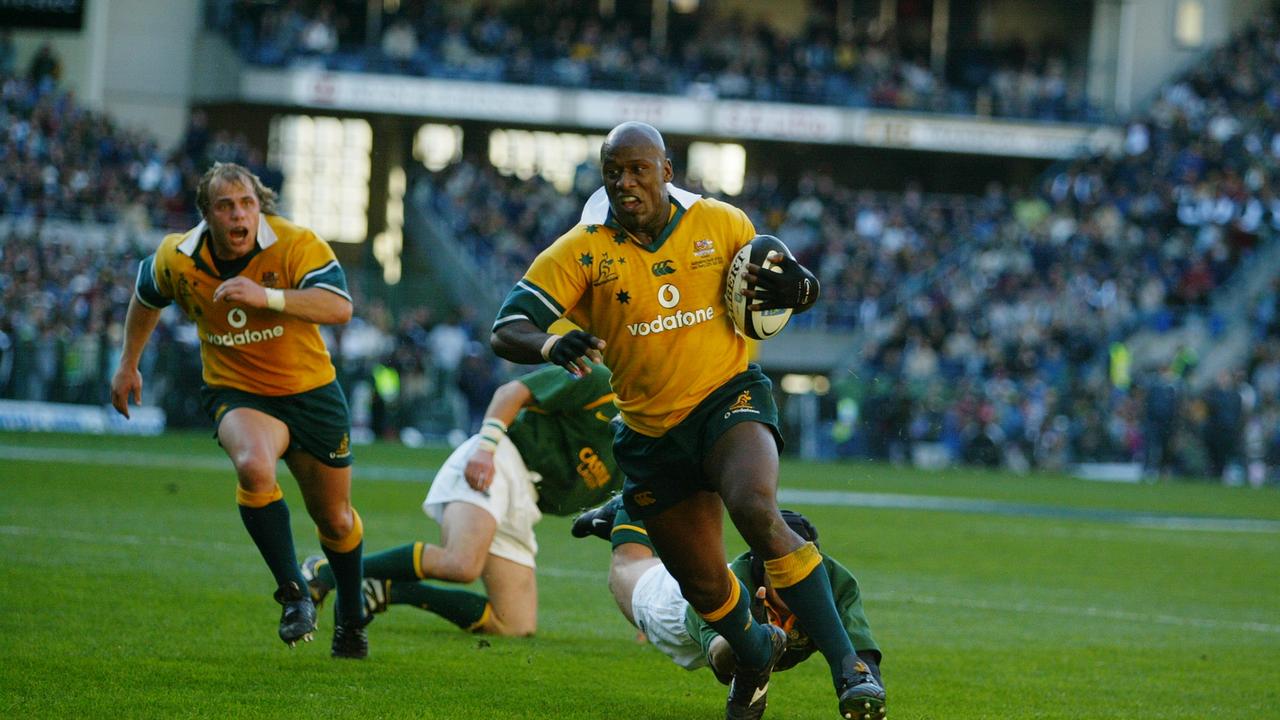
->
[685, 552, 880, 671]
[507, 362, 622, 515]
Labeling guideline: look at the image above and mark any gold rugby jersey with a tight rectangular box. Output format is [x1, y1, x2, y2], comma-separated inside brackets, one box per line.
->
[134, 214, 350, 396]
[495, 188, 756, 436]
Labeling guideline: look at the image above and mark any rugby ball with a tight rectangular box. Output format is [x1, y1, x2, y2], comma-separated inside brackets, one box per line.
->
[725, 235, 794, 340]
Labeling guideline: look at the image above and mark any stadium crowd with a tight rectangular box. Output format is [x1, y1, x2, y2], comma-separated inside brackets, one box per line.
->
[409, 12, 1280, 482]
[208, 0, 1099, 122]
[6, 12, 1280, 484]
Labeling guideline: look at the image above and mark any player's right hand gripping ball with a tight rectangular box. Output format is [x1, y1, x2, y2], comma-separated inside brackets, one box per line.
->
[725, 235, 816, 340]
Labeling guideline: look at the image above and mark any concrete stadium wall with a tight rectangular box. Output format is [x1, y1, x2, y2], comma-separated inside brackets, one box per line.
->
[10, 0, 200, 150]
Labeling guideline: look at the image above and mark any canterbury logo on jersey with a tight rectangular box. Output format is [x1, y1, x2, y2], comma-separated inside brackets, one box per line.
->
[207, 325, 285, 347]
[626, 306, 716, 336]
[650, 259, 676, 276]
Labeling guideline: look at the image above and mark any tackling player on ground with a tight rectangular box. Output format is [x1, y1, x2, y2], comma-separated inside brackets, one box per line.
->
[491, 121, 885, 719]
[574, 499, 884, 705]
[110, 162, 371, 658]
[303, 361, 622, 636]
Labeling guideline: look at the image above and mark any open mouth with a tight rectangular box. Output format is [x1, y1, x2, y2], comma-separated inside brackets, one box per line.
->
[229, 227, 249, 241]
[617, 195, 642, 213]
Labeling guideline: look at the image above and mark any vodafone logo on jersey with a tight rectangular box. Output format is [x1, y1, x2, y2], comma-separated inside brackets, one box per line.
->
[208, 307, 285, 347]
[626, 283, 715, 336]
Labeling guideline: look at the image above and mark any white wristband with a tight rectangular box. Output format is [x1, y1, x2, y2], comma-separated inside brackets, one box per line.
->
[540, 334, 560, 361]
[264, 288, 286, 312]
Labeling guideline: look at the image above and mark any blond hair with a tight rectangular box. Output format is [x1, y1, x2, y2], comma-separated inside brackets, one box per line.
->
[196, 162, 279, 218]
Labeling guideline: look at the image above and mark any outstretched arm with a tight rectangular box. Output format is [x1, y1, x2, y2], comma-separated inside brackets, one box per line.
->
[491, 319, 605, 378]
[110, 295, 162, 418]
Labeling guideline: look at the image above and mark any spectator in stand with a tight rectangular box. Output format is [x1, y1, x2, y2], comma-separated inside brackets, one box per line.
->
[1203, 369, 1246, 482]
[1143, 365, 1182, 480]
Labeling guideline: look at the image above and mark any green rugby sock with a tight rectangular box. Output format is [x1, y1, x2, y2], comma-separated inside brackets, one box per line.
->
[390, 581, 490, 631]
[700, 576, 774, 669]
[322, 541, 365, 624]
[609, 506, 654, 552]
[773, 559, 858, 687]
[238, 499, 307, 590]
[317, 541, 423, 586]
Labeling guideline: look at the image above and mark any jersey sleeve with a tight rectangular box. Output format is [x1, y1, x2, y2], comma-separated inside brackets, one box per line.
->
[134, 253, 172, 309]
[493, 231, 589, 332]
[290, 232, 351, 301]
[519, 361, 611, 411]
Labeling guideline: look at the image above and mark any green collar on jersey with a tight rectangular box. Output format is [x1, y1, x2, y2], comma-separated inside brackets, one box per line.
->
[605, 199, 687, 253]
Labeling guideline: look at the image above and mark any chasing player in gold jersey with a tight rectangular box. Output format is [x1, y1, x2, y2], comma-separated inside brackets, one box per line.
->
[492, 122, 885, 720]
[109, 163, 371, 658]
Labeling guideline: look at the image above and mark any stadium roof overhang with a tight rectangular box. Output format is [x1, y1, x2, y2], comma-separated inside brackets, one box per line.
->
[237, 68, 1122, 160]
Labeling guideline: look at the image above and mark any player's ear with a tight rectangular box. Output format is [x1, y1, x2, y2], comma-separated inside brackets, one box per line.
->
[662, 157, 673, 183]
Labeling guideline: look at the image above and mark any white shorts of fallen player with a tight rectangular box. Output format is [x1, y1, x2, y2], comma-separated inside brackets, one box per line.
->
[631, 563, 709, 671]
[423, 433, 543, 569]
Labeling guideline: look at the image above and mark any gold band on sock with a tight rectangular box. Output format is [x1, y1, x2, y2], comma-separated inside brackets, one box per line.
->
[236, 484, 283, 508]
[318, 507, 363, 553]
[466, 603, 493, 633]
[611, 523, 648, 537]
[763, 541, 823, 589]
[700, 571, 742, 623]
[412, 541, 426, 579]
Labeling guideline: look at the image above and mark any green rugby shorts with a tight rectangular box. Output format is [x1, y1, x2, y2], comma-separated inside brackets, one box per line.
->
[200, 380, 354, 468]
[614, 364, 782, 519]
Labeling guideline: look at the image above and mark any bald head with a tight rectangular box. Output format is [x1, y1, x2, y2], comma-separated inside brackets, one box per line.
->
[599, 122, 674, 241]
[601, 121, 667, 160]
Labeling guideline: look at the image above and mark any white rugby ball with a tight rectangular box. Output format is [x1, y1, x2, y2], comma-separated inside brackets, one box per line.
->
[725, 235, 794, 340]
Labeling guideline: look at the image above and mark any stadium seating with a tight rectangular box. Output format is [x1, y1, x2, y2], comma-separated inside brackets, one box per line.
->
[208, 0, 1100, 122]
[7, 9, 1280, 481]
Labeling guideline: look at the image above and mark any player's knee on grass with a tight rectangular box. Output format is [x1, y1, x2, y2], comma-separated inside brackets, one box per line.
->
[482, 611, 536, 637]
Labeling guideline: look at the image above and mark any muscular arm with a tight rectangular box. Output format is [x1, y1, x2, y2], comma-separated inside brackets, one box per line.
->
[491, 319, 556, 365]
[213, 277, 352, 325]
[492, 319, 605, 377]
[110, 295, 163, 418]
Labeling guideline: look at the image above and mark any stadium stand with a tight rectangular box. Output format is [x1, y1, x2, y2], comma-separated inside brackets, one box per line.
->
[400, 10, 1280, 479]
[5, 5, 1280, 483]
[208, 0, 1100, 122]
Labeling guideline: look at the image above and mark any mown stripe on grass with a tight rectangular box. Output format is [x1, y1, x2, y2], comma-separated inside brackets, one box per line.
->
[0, 524, 603, 580]
[3, 523, 1272, 636]
[6, 445, 1278, 533]
[867, 590, 1280, 635]
[779, 489, 1280, 534]
[0, 445, 431, 482]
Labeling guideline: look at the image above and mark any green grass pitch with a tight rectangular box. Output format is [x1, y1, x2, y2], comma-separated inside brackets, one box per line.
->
[2, 430, 1277, 719]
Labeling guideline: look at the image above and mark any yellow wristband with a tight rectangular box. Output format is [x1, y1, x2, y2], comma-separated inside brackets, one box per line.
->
[264, 288, 286, 312]
[540, 334, 560, 361]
